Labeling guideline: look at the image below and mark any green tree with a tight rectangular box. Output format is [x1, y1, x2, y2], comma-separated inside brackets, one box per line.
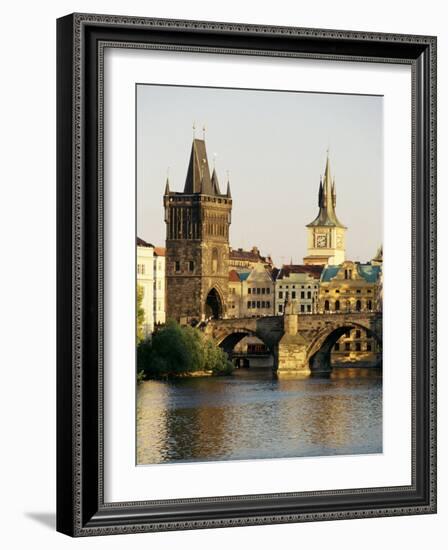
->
[137, 320, 234, 379]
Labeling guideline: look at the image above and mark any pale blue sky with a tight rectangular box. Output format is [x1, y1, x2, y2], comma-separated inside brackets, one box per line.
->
[137, 84, 383, 266]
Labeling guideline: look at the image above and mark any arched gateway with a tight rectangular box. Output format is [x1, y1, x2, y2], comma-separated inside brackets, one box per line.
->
[205, 287, 224, 319]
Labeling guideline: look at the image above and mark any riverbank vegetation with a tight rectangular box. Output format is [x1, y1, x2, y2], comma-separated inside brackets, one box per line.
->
[137, 320, 234, 380]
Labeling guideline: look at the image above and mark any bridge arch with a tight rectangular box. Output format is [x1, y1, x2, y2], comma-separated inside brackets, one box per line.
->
[218, 330, 259, 355]
[306, 321, 382, 372]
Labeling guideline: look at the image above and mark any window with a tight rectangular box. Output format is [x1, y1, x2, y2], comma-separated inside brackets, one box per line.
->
[366, 343, 372, 351]
[324, 300, 330, 311]
[355, 330, 361, 338]
[335, 289, 340, 293]
[262, 288, 266, 295]
[344, 269, 352, 279]
[175, 261, 180, 272]
[334, 343, 340, 351]
[211, 248, 219, 273]
[355, 342, 361, 352]
[301, 291, 305, 299]
[247, 301, 251, 309]
[278, 305, 283, 313]
[345, 342, 351, 351]
[300, 304, 305, 312]
[261, 301, 266, 308]
[257, 288, 261, 295]
[252, 301, 256, 308]
[266, 301, 271, 308]
[307, 305, 311, 312]
[356, 289, 361, 294]
[367, 289, 372, 293]
[292, 291, 296, 299]
[256, 301, 260, 308]
[367, 300, 373, 310]
[356, 300, 362, 311]
[307, 291, 312, 299]
[335, 300, 340, 311]
[279, 291, 283, 299]
[248, 288, 251, 295]
[189, 260, 194, 272]
[267, 288, 271, 294]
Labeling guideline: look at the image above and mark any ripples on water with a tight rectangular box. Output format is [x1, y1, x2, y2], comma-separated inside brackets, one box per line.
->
[137, 368, 382, 464]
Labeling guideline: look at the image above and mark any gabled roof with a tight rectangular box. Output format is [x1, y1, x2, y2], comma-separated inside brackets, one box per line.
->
[229, 269, 241, 283]
[154, 247, 165, 257]
[137, 236, 154, 248]
[229, 246, 273, 265]
[276, 264, 323, 280]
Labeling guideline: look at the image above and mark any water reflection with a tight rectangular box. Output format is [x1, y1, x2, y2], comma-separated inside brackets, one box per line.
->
[137, 368, 382, 464]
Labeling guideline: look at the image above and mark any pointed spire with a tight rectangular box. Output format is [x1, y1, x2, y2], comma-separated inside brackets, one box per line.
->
[332, 176, 336, 208]
[226, 170, 232, 198]
[306, 150, 345, 229]
[164, 177, 170, 195]
[211, 167, 221, 195]
[318, 177, 323, 207]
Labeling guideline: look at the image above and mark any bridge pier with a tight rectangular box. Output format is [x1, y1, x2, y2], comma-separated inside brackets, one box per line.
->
[276, 311, 310, 376]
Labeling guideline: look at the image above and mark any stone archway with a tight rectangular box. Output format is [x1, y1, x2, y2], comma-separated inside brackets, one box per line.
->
[205, 287, 223, 319]
[307, 323, 382, 373]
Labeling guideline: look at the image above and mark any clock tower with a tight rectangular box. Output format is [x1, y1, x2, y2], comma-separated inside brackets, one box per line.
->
[303, 153, 346, 266]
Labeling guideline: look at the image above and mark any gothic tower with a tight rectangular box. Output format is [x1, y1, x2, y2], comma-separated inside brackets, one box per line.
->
[303, 153, 346, 266]
[164, 136, 232, 323]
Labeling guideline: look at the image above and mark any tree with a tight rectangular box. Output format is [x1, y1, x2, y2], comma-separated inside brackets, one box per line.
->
[137, 320, 234, 379]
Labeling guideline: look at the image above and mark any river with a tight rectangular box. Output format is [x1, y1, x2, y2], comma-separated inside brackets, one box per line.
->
[137, 368, 382, 464]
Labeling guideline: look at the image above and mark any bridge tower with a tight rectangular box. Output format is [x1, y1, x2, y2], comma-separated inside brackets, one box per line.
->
[164, 133, 232, 323]
[303, 152, 347, 266]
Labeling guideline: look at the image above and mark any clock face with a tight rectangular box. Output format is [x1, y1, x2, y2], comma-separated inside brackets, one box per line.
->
[316, 234, 327, 248]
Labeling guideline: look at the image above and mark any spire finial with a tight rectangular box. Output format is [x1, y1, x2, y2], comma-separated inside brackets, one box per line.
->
[192, 122, 196, 139]
[202, 125, 206, 140]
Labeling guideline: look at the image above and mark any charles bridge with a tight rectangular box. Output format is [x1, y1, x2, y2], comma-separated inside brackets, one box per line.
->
[204, 310, 382, 374]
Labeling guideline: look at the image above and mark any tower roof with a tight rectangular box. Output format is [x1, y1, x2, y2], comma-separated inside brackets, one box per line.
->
[183, 138, 215, 195]
[307, 154, 346, 228]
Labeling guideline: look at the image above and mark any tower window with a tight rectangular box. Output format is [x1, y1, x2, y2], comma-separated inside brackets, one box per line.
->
[175, 261, 180, 272]
[189, 261, 194, 272]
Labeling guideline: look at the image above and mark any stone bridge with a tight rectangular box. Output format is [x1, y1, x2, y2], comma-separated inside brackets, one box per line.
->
[204, 312, 382, 375]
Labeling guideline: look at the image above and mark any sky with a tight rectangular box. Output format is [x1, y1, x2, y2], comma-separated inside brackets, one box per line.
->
[137, 84, 383, 266]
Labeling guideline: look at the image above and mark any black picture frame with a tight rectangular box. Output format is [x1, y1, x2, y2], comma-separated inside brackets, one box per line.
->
[57, 13, 437, 536]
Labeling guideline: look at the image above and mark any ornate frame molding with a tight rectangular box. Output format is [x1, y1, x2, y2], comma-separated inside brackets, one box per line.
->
[57, 13, 436, 536]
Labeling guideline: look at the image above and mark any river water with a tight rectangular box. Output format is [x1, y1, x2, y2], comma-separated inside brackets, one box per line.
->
[137, 368, 382, 464]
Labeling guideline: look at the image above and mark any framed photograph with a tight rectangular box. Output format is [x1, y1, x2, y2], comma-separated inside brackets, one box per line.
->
[57, 13, 437, 536]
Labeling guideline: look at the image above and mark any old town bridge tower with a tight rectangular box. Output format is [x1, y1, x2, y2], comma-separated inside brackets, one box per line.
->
[164, 135, 232, 323]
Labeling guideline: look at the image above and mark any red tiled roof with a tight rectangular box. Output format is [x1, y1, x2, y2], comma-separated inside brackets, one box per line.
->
[229, 247, 272, 264]
[154, 247, 166, 257]
[228, 269, 241, 282]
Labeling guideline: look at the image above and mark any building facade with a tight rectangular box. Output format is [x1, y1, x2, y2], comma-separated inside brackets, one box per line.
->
[317, 260, 381, 314]
[153, 247, 166, 325]
[229, 246, 273, 271]
[136, 238, 155, 336]
[164, 136, 232, 323]
[227, 264, 274, 318]
[303, 154, 346, 266]
[274, 265, 323, 315]
[317, 260, 382, 366]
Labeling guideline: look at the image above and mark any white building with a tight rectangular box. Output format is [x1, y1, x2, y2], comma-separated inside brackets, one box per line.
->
[274, 265, 323, 315]
[153, 247, 166, 325]
[137, 238, 155, 336]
